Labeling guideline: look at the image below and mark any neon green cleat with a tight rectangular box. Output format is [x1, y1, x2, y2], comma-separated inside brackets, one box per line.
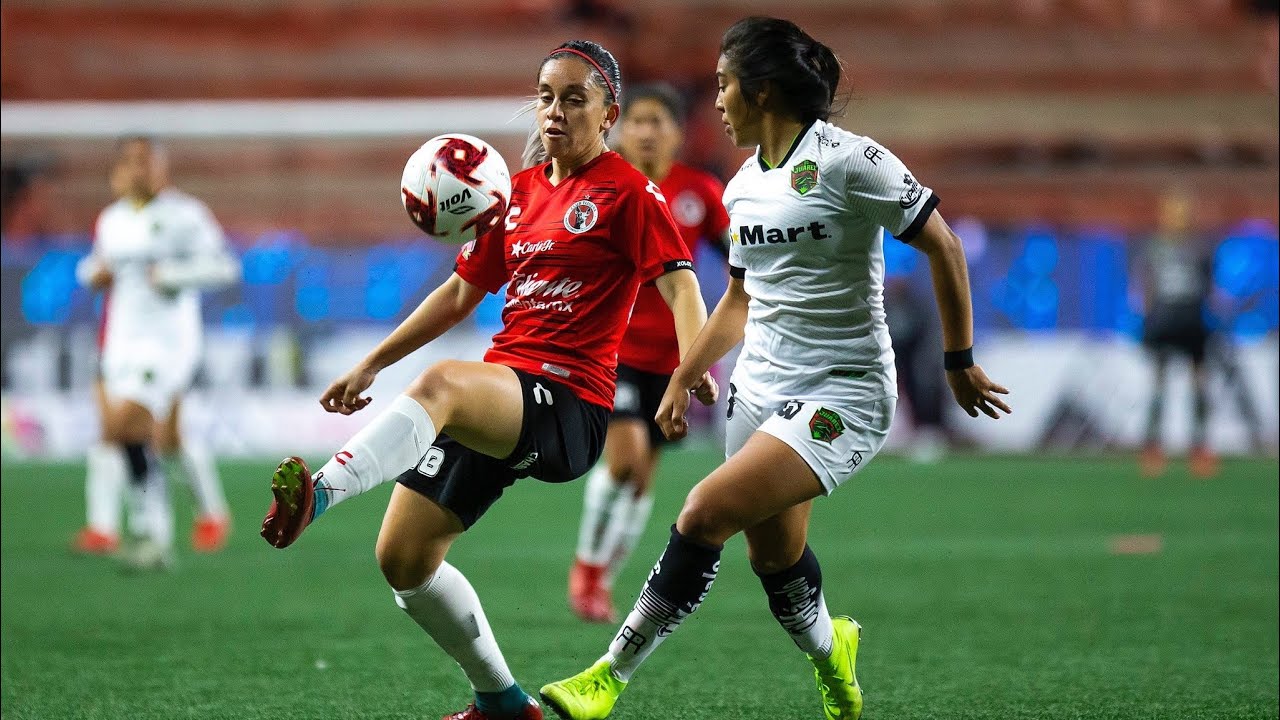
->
[539, 659, 627, 720]
[811, 616, 864, 720]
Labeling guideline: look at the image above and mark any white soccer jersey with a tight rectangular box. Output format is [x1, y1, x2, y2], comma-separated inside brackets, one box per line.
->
[725, 120, 939, 406]
[79, 189, 239, 367]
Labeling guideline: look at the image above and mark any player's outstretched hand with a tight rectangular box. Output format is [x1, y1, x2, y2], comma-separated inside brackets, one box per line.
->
[320, 363, 377, 415]
[946, 365, 1011, 419]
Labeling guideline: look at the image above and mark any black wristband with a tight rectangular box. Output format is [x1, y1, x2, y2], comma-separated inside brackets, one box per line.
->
[944, 347, 974, 371]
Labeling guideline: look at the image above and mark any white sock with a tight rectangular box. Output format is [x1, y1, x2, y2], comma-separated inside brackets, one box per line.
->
[86, 442, 125, 536]
[576, 466, 622, 564]
[144, 470, 174, 550]
[799, 593, 836, 658]
[163, 442, 229, 519]
[603, 493, 654, 587]
[126, 484, 148, 540]
[316, 395, 437, 513]
[393, 562, 516, 693]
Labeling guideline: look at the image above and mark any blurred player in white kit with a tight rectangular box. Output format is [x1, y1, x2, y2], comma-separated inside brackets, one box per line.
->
[72, 136, 240, 568]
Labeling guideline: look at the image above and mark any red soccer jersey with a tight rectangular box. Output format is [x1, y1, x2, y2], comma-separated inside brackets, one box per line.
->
[453, 151, 693, 409]
[617, 162, 730, 374]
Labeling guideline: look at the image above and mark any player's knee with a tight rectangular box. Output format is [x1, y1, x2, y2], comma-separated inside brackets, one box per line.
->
[746, 545, 803, 575]
[606, 460, 637, 486]
[375, 538, 439, 592]
[676, 491, 738, 545]
[154, 428, 181, 455]
[104, 409, 152, 445]
[629, 465, 655, 496]
[406, 361, 463, 416]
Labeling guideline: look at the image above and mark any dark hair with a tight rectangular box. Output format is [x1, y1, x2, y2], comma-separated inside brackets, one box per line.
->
[720, 17, 843, 123]
[523, 39, 624, 168]
[543, 40, 622, 106]
[623, 83, 686, 125]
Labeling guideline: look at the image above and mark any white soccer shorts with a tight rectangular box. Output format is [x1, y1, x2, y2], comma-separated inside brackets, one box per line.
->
[101, 347, 197, 419]
[725, 393, 896, 494]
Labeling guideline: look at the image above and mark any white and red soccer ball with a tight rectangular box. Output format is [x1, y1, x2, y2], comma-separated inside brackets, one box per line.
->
[400, 134, 511, 244]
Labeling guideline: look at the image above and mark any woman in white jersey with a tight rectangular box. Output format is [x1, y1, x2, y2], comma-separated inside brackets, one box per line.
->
[76, 136, 240, 569]
[541, 17, 1011, 720]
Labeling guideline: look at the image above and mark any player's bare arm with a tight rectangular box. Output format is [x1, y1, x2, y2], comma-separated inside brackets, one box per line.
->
[910, 211, 1011, 419]
[656, 276, 750, 440]
[655, 268, 718, 409]
[320, 273, 486, 415]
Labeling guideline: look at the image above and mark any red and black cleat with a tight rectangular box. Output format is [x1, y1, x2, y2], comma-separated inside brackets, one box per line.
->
[569, 559, 616, 623]
[442, 699, 543, 720]
[260, 456, 315, 549]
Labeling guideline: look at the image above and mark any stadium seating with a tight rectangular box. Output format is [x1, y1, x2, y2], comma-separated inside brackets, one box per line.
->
[1, 0, 1276, 242]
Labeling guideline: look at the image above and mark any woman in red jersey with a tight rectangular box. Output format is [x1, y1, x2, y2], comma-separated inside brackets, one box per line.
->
[567, 83, 732, 624]
[259, 41, 717, 720]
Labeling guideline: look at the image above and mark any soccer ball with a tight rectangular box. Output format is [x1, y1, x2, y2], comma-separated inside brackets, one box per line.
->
[400, 134, 512, 243]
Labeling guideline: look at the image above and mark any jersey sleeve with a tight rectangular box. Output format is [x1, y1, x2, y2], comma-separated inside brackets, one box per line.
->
[452, 222, 508, 293]
[76, 213, 110, 287]
[151, 200, 241, 290]
[624, 179, 693, 283]
[725, 189, 746, 278]
[844, 140, 939, 243]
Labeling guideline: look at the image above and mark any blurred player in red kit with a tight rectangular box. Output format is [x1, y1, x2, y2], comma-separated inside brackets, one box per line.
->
[568, 82, 731, 623]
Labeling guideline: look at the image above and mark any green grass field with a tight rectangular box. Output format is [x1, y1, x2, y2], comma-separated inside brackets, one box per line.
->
[2, 450, 1277, 720]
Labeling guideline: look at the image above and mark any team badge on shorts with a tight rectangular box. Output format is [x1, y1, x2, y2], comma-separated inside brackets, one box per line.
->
[808, 407, 845, 443]
[564, 199, 598, 234]
[790, 159, 819, 195]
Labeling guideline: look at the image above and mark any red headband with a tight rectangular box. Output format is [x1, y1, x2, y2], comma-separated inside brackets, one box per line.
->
[549, 47, 618, 102]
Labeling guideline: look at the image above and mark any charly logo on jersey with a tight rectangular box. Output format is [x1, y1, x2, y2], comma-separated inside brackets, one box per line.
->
[460, 239, 476, 260]
[673, 190, 706, 227]
[511, 239, 555, 257]
[790, 159, 819, 195]
[809, 407, 845, 443]
[899, 173, 924, 209]
[564, 199, 598, 234]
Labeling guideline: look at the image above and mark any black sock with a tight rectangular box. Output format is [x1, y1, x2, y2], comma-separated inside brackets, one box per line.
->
[757, 545, 833, 655]
[122, 443, 150, 487]
[1145, 395, 1164, 446]
[608, 525, 722, 679]
[642, 525, 722, 619]
[1192, 388, 1209, 448]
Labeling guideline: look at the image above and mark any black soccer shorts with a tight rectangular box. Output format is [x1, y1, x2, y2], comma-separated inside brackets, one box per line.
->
[395, 367, 608, 529]
[611, 363, 680, 449]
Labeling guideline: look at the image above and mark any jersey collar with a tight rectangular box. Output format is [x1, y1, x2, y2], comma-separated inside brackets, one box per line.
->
[756, 120, 817, 172]
[536, 150, 617, 191]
